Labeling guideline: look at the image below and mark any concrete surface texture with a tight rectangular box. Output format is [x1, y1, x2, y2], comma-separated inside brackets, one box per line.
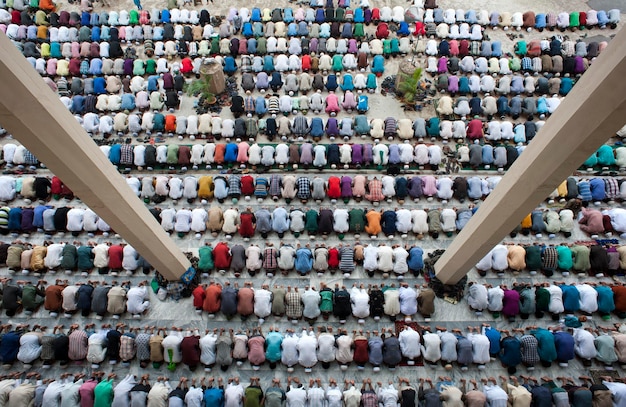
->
[1, 0, 626, 395]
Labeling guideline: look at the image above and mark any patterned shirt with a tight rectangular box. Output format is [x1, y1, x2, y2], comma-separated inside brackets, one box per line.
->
[120, 144, 134, 165]
[254, 177, 268, 197]
[542, 246, 558, 271]
[296, 177, 311, 199]
[263, 247, 278, 271]
[339, 245, 355, 273]
[120, 333, 136, 362]
[520, 335, 540, 364]
[521, 57, 533, 71]
[228, 175, 242, 196]
[605, 178, 620, 199]
[269, 175, 282, 197]
[68, 329, 88, 361]
[285, 290, 302, 319]
[135, 333, 151, 361]
[24, 150, 38, 165]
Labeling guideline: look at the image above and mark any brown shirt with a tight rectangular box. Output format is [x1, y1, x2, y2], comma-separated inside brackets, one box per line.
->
[237, 287, 254, 316]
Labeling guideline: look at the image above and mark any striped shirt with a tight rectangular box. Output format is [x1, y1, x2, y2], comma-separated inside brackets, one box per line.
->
[68, 329, 88, 361]
[339, 245, 355, 273]
[269, 175, 282, 197]
[292, 116, 309, 135]
[255, 177, 269, 197]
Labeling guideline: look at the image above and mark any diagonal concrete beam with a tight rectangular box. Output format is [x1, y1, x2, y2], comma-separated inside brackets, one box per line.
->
[435, 27, 626, 284]
[0, 32, 190, 280]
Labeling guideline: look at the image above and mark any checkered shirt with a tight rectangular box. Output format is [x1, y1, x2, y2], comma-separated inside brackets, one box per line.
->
[520, 335, 540, 364]
[605, 178, 620, 199]
[23, 150, 38, 165]
[263, 247, 278, 270]
[269, 175, 282, 197]
[469, 41, 481, 56]
[285, 291, 302, 319]
[120, 144, 134, 165]
[521, 57, 533, 71]
[228, 175, 242, 196]
[120, 333, 137, 361]
[296, 177, 311, 199]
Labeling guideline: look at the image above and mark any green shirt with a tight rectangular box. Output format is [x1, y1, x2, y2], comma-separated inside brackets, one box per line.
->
[244, 386, 263, 407]
[77, 245, 94, 271]
[22, 284, 44, 310]
[319, 289, 334, 313]
[145, 59, 157, 74]
[305, 210, 318, 233]
[556, 246, 573, 271]
[94, 379, 114, 407]
[570, 245, 590, 271]
[198, 246, 214, 271]
[535, 287, 550, 312]
[525, 245, 542, 270]
[348, 209, 365, 232]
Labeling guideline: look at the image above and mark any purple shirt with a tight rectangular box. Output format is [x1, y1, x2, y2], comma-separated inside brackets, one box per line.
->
[341, 176, 352, 198]
[363, 144, 373, 164]
[300, 143, 313, 164]
[351, 144, 363, 164]
[502, 289, 520, 317]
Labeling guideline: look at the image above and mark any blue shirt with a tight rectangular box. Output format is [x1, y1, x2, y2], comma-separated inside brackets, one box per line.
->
[500, 336, 521, 367]
[295, 248, 313, 275]
[109, 144, 121, 164]
[265, 332, 283, 362]
[589, 178, 606, 201]
[595, 285, 615, 314]
[559, 285, 580, 313]
[553, 331, 574, 362]
[484, 327, 501, 355]
[33, 205, 52, 228]
[203, 388, 224, 407]
[407, 247, 424, 271]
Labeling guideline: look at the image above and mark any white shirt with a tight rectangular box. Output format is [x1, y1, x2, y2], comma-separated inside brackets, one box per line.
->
[281, 334, 299, 367]
[573, 328, 597, 360]
[43, 381, 66, 407]
[297, 330, 318, 368]
[483, 385, 508, 407]
[326, 387, 343, 407]
[127, 286, 149, 314]
[174, 209, 192, 233]
[0, 176, 16, 201]
[199, 333, 217, 366]
[17, 332, 41, 364]
[467, 333, 490, 364]
[190, 208, 207, 232]
[317, 333, 336, 363]
[83, 209, 99, 232]
[487, 286, 504, 312]
[377, 245, 394, 271]
[253, 288, 272, 318]
[161, 331, 183, 363]
[185, 387, 204, 407]
[286, 386, 307, 407]
[363, 244, 378, 271]
[395, 209, 412, 233]
[112, 375, 136, 407]
[350, 287, 370, 319]
[44, 243, 65, 269]
[333, 209, 349, 233]
[378, 385, 398, 407]
[398, 327, 421, 358]
[577, 284, 598, 313]
[62, 285, 79, 312]
[399, 286, 418, 316]
[393, 247, 409, 274]
[421, 333, 441, 363]
[224, 384, 244, 407]
[468, 284, 489, 311]
[66, 208, 85, 232]
[547, 285, 565, 314]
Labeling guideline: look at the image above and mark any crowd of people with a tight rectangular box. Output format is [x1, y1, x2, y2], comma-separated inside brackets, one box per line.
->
[0, 373, 624, 407]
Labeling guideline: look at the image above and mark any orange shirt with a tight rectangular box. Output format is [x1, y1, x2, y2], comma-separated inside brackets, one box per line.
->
[165, 115, 176, 132]
[521, 213, 532, 229]
[203, 284, 222, 313]
[365, 210, 382, 235]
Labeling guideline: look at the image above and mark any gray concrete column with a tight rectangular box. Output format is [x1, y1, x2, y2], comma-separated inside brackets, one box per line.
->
[435, 27, 626, 284]
[0, 32, 190, 280]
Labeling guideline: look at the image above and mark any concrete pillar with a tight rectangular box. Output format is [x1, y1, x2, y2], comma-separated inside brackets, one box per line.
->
[435, 27, 626, 284]
[0, 32, 190, 280]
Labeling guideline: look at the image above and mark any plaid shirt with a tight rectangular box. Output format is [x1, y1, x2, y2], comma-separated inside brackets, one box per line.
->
[263, 247, 278, 270]
[361, 391, 377, 407]
[605, 178, 620, 199]
[561, 41, 575, 57]
[120, 333, 137, 361]
[120, 144, 134, 165]
[285, 290, 302, 319]
[521, 57, 533, 71]
[365, 178, 383, 202]
[520, 335, 540, 364]
[546, 13, 557, 27]
[228, 175, 242, 196]
[241, 55, 253, 72]
[23, 150, 38, 165]
[244, 96, 255, 113]
[469, 40, 481, 56]
[542, 246, 558, 271]
[296, 177, 311, 199]
[269, 174, 282, 197]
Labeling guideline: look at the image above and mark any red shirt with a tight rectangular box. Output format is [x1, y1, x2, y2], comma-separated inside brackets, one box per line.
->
[239, 212, 256, 238]
[203, 284, 222, 313]
[180, 58, 193, 73]
[240, 175, 255, 195]
[192, 286, 206, 308]
[459, 40, 470, 57]
[181, 335, 200, 367]
[353, 338, 369, 364]
[328, 247, 340, 268]
[301, 55, 311, 71]
[51, 176, 63, 195]
[327, 177, 341, 199]
[213, 242, 231, 269]
[178, 145, 191, 165]
[371, 8, 380, 20]
[467, 119, 484, 140]
[108, 245, 123, 269]
[413, 21, 425, 36]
